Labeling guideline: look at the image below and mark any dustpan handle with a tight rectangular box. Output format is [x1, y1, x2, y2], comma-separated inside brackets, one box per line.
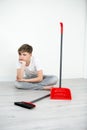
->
[59, 22, 63, 88]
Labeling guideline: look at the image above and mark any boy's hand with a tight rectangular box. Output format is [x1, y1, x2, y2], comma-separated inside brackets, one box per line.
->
[19, 60, 26, 65]
[16, 60, 26, 80]
[19, 60, 26, 68]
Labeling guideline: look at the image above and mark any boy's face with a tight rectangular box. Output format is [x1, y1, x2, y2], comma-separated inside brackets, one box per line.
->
[18, 51, 32, 63]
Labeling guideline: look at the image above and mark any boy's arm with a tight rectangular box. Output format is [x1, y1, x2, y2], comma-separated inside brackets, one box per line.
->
[16, 61, 26, 80]
[17, 70, 43, 82]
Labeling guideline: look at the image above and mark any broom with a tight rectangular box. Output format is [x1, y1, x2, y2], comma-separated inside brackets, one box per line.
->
[14, 94, 50, 109]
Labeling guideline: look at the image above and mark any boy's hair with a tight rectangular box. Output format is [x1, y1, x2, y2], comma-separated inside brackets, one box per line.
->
[18, 44, 33, 54]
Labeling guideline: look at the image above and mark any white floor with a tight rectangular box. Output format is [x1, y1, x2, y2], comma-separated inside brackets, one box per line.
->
[0, 79, 87, 130]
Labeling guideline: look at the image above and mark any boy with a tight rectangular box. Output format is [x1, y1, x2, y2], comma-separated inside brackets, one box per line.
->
[15, 44, 58, 90]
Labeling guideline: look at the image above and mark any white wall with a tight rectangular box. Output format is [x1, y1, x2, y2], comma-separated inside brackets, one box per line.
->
[84, 0, 87, 78]
[0, 0, 86, 81]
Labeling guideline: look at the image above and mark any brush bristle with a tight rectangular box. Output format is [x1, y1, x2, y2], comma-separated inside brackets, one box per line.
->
[14, 101, 36, 109]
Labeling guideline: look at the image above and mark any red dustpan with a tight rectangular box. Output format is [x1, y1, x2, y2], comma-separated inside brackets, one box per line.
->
[50, 22, 72, 100]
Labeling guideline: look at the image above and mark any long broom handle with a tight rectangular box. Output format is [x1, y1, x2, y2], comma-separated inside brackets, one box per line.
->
[59, 22, 63, 88]
[31, 94, 50, 103]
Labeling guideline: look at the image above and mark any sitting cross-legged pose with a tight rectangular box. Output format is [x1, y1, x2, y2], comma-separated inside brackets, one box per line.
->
[15, 44, 58, 90]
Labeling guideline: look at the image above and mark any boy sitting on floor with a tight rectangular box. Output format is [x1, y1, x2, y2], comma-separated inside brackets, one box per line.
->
[15, 44, 58, 90]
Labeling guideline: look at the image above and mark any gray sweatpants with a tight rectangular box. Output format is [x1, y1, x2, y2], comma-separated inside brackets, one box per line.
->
[15, 75, 58, 90]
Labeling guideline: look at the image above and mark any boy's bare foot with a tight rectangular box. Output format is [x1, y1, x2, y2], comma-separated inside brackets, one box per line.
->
[43, 86, 53, 90]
